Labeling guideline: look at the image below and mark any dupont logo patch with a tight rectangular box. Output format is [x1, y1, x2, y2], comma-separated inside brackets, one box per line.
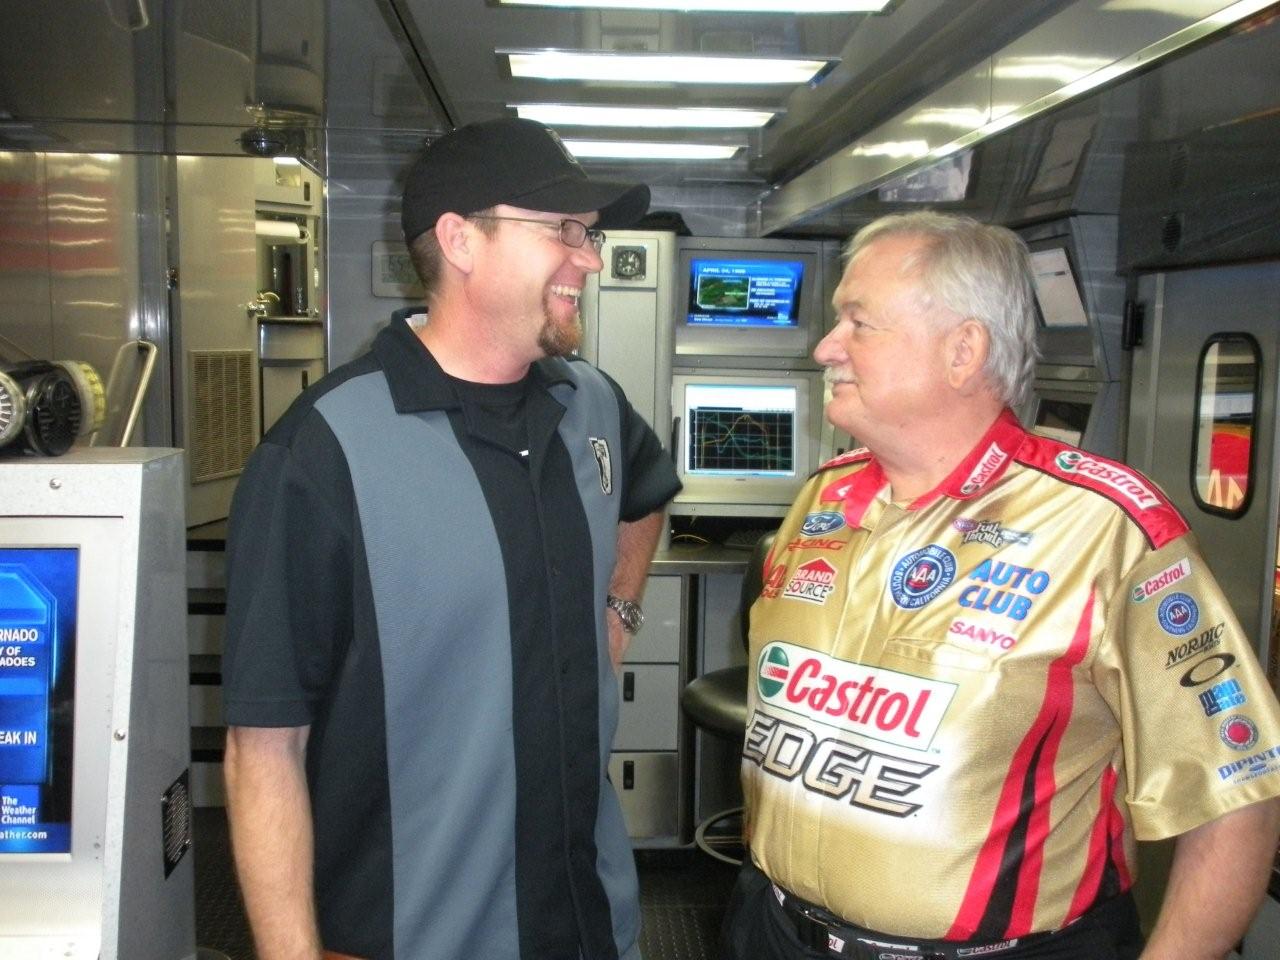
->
[782, 558, 838, 605]
[1132, 558, 1191, 603]
[754, 641, 956, 749]
[1054, 451, 1161, 510]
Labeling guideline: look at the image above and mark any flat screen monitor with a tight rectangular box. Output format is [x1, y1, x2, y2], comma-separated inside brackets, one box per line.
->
[671, 372, 819, 517]
[676, 239, 825, 359]
[687, 258, 804, 330]
[1033, 395, 1092, 447]
[1029, 247, 1089, 329]
[0, 547, 77, 855]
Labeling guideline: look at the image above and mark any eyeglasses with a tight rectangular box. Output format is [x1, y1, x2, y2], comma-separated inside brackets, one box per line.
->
[470, 215, 606, 252]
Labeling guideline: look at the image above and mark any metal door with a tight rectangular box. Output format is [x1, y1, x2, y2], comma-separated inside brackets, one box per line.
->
[1129, 262, 1280, 653]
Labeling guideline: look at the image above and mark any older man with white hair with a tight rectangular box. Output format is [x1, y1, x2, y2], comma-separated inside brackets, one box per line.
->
[725, 212, 1280, 960]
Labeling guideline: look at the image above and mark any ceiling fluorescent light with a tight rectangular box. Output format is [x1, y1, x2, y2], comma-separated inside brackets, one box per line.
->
[500, 0, 889, 10]
[513, 104, 774, 128]
[563, 140, 741, 160]
[503, 50, 831, 85]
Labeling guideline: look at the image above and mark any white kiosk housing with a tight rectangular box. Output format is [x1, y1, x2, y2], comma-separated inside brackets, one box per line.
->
[0, 449, 194, 960]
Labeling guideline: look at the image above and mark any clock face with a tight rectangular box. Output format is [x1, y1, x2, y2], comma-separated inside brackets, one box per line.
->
[0, 372, 26, 448]
[611, 245, 646, 280]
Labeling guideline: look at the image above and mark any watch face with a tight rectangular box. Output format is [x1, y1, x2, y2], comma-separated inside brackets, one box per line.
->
[0, 372, 25, 448]
[611, 246, 646, 280]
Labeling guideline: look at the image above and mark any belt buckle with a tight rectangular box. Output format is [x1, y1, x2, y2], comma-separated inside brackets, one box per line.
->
[791, 903, 835, 952]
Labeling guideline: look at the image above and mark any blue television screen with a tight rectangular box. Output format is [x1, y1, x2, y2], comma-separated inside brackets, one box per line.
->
[687, 258, 804, 329]
[0, 547, 78, 855]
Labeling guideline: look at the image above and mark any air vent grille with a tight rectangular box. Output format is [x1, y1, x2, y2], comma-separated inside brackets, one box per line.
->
[1161, 213, 1183, 252]
[161, 769, 192, 878]
[190, 350, 255, 483]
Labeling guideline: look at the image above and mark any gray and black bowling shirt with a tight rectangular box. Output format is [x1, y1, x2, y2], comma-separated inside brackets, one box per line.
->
[222, 316, 680, 960]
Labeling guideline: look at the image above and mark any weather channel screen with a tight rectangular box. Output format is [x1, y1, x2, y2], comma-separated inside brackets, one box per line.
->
[0, 548, 78, 855]
[687, 258, 804, 328]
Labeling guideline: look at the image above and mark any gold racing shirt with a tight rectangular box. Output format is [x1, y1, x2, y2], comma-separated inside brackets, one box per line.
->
[743, 409, 1280, 942]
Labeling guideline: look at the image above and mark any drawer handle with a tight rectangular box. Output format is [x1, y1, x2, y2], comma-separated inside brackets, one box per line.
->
[623, 760, 634, 790]
[623, 671, 635, 702]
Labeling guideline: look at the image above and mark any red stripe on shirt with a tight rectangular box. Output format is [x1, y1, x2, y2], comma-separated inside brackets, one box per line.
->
[946, 589, 1096, 940]
[1064, 765, 1120, 923]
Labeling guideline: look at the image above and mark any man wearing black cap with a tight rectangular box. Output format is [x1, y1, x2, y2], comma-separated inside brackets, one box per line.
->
[221, 118, 681, 960]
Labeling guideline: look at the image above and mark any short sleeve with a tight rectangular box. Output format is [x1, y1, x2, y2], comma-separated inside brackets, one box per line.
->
[1094, 533, 1280, 840]
[221, 412, 355, 727]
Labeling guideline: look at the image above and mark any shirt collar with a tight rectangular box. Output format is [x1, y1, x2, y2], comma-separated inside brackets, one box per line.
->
[820, 408, 1028, 526]
[373, 310, 574, 414]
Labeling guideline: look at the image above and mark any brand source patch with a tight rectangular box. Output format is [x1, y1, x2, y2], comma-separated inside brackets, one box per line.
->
[783, 558, 838, 605]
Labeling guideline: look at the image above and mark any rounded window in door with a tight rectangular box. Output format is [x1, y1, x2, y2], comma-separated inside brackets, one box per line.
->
[1191, 334, 1260, 517]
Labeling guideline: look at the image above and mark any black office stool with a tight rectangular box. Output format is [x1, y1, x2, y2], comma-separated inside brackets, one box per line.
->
[680, 531, 773, 865]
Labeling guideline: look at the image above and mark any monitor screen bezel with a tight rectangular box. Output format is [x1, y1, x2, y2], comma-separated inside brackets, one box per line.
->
[671, 371, 819, 515]
[1030, 389, 1095, 448]
[675, 239, 825, 360]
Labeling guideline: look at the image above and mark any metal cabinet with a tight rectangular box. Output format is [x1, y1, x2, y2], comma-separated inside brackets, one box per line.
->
[612, 574, 688, 845]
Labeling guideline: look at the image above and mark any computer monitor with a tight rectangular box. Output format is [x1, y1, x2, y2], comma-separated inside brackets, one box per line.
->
[670, 371, 821, 517]
[675, 238, 827, 360]
[1032, 393, 1093, 447]
[0, 547, 77, 856]
[1028, 247, 1089, 330]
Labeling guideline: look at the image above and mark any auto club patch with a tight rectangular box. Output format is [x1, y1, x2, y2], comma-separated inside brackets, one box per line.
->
[889, 544, 956, 610]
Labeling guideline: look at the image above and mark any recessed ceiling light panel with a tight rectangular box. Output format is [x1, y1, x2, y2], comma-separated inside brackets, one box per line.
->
[502, 49, 832, 85]
[564, 139, 741, 159]
[513, 103, 775, 128]
[500, 0, 887, 8]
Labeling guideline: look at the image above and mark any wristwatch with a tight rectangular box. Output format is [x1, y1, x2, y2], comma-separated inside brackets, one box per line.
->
[606, 594, 645, 635]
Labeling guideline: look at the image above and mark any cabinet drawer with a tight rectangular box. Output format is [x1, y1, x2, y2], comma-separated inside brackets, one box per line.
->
[615, 664, 679, 751]
[609, 751, 679, 839]
[624, 574, 682, 664]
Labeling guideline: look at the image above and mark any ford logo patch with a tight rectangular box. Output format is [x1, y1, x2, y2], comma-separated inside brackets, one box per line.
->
[801, 512, 845, 537]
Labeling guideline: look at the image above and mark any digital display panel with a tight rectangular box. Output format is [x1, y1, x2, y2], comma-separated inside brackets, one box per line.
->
[0, 548, 78, 855]
[1033, 397, 1091, 447]
[684, 382, 797, 478]
[687, 258, 804, 329]
[1029, 248, 1090, 329]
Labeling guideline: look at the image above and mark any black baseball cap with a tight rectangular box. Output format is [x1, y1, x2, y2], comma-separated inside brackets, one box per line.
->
[401, 117, 650, 244]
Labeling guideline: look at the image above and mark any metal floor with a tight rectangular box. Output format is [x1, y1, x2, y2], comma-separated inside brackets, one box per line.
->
[194, 808, 738, 960]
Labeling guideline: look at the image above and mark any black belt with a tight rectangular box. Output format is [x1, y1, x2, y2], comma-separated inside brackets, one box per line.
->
[773, 884, 1065, 960]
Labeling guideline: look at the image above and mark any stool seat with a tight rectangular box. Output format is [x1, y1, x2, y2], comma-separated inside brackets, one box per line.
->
[680, 665, 748, 740]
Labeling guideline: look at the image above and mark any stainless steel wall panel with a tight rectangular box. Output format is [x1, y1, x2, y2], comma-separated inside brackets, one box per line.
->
[46, 154, 142, 392]
[0, 151, 53, 359]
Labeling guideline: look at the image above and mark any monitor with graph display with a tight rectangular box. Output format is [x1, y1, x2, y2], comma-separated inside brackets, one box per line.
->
[671, 372, 820, 517]
[686, 383, 795, 476]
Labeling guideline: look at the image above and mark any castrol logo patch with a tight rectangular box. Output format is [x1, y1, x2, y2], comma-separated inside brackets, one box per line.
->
[755, 641, 956, 750]
[1132, 558, 1191, 603]
[1054, 451, 1161, 510]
